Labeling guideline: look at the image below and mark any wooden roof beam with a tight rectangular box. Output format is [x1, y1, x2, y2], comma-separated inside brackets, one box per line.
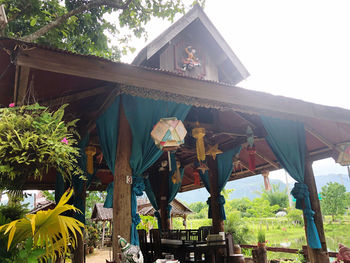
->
[15, 47, 350, 125]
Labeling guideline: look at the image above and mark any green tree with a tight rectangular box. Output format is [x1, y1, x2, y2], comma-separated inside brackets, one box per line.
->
[0, 0, 204, 60]
[259, 183, 289, 209]
[227, 197, 252, 217]
[320, 182, 347, 221]
[246, 198, 279, 218]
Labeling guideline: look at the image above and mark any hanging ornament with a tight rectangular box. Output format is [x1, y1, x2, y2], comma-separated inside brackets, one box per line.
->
[192, 123, 206, 161]
[193, 170, 201, 186]
[247, 146, 256, 171]
[246, 125, 256, 171]
[171, 161, 182, 184]
[334, 142, 350, 166]
[246, 125, 254, 148]
[205, 144, 223, 160]
[262, 170, 271, 191]
[85, 146, 96, 174]
[232, 154, 242, 173]
[197, 162, 209, 174]
[151, 117, 187, 151]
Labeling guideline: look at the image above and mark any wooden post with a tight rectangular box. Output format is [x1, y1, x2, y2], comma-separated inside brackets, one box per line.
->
[102, 221, 106, 247]
[207, 156, 224, 234]
[303, 155, 329, 263]
[112, 105, 132, 262]
[159, 168, 170, 230]
[252, 247, 267, 263]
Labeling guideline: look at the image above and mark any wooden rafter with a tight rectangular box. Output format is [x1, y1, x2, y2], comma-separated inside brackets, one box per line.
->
[305, 125, 341, 153]
[255, 150, 279, 169]
[13, 65, 30, 105]
[40, 84, 114, 106]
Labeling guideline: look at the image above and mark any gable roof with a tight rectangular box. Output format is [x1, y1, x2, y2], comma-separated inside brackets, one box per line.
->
[91, 203, 113, 221]
[132, 4, 249, 85]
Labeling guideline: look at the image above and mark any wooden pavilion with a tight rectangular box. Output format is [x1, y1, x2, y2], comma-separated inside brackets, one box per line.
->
[1, 5, 350, 263]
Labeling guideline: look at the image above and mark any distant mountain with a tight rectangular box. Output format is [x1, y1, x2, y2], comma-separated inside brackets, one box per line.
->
[177, 173, 350, 204]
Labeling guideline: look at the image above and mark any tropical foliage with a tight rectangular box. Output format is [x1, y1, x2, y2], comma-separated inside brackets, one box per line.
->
[0, 0, 205, 60]
[0, 189, 84, 262]
[0, 103, 80, 189]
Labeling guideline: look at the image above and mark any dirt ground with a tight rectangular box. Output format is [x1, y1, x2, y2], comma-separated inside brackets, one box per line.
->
[86, 247, 113, 263]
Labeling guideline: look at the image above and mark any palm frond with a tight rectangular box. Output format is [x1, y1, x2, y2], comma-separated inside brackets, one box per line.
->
[0, 189, 84, 260]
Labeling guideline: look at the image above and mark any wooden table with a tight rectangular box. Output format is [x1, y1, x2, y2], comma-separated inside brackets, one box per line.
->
[161, 239, 226, 263]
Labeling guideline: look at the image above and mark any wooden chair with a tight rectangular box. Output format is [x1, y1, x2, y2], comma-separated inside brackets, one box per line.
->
[138, 229, 152, 263]
[198, 226, 211, 241]
[150, 229, 163, 261]
[225, 233, 245, 263]
[179, 229, 188, 240]
[188, 229, 200, 241]
[169, 229, 180, 240]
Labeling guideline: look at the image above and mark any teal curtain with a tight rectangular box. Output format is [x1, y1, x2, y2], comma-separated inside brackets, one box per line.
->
[198, 146, 241, 220]
[73, 135, 90, 224]
[216, 146, 241, 220]
[123, 94, 191, 245]
[55, 172, 65, 204]
[261, 115, 321, 249]
[144, 178, 162, 228]
[167, 153, 185, 218]
[96, 96, 120, 208]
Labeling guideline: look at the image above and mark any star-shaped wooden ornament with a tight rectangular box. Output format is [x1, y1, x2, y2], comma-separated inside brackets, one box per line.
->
[205, 144, 223, 160]
[197, 163, 209, 174]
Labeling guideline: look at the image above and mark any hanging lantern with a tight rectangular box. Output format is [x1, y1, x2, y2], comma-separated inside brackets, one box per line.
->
[262, 170, 271, 191]
[151, 117, 187, 151]
[192, 123, 206, 161]
[85, 146, 96, 174]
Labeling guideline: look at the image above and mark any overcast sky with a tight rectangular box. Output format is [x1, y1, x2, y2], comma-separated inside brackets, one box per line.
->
[118, 1, 350, 181]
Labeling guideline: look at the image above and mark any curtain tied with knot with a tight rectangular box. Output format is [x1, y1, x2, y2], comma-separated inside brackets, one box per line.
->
[261, 115, 321, 249]
[199, 146, 241, 220]
[123, 94, 191, 245]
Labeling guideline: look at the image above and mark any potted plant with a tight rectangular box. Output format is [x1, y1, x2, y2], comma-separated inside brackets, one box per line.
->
[0, 103, 81, 189]
[257, 229, 266, 248]
[87, 225, 99, 254]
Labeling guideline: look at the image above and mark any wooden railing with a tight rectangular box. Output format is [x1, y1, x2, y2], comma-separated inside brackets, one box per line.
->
[240, 244, 338, 259]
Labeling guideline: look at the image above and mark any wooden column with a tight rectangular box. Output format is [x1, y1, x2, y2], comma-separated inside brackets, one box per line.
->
[102, 221, 106, 247]
[303, 155, 329, 263]
[112, 105, 132, 262]
[159, 168, 170, 230]
[207, 156, 224, 234]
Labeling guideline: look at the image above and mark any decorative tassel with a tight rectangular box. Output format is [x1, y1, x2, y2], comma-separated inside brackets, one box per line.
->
[247, 145, 256, 171]
[193, 170, 200, 186]
[192, 124, 206, 162]
[262, 170, 271, 191]
[171, 161, 182, 184]
[85, 146, 96, 174]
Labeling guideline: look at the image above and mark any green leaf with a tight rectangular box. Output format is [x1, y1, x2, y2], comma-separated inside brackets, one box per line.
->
[30, 18, 37, 27]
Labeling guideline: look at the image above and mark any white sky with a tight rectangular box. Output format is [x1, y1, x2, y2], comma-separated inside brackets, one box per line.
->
[115, 0, 350, 183]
